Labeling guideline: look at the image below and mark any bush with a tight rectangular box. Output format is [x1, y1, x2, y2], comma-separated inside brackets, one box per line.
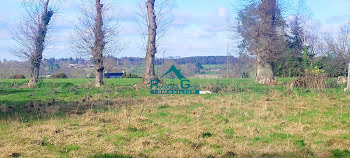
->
[326, 78, 338, 88]
[50, 73, 67, 79]
[290, 68, 328, 91]
[9, 74, 26, 79]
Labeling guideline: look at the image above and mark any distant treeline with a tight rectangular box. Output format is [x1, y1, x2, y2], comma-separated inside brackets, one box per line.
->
[0, 56, 250, 79]
[39, 56, 240, 66]
[168, 56, 239, 65]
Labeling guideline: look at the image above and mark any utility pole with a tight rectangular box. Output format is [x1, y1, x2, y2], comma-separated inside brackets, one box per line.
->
[347, 63, 350, 91]
[162, 50, 165, 75]
[226, 45, 230, 78]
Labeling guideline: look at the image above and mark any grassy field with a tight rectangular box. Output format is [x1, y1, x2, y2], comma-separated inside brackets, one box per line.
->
[0, 78, 349, 157]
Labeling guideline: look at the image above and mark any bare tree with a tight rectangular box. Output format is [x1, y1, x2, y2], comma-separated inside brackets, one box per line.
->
[11, 0, 55, 87]
[320, 24, 350, 76]
[72, 0, 120, 87]
[236, 0, 286, 85]
[104, 56, 119, 73]
[337, 24, 350, 58]
[322, 24, 350, 59]
[137, 0, 174, 85]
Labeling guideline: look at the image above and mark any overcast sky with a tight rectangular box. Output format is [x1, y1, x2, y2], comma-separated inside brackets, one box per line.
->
[0, 0, 350, 61]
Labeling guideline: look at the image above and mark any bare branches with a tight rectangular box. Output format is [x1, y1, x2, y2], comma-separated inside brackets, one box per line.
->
[11, 0, 55, 87]
[137, 0, 175, 85]
[337, 24, 350, 57]
[154, 0, 175, 42]
[322, 23, 350, 58]
[136, 0, 174, 53]
[71, 0, 121, 57]
[71, 0, 120, 87]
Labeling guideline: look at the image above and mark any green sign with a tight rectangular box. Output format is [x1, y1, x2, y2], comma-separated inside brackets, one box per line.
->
[150, 65, 200, 94]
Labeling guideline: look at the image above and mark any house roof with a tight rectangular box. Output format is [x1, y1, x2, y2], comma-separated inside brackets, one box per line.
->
[105, 73, 124, 76]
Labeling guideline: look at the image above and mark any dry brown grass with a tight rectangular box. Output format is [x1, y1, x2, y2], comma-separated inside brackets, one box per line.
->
[0, 91, 349, 157]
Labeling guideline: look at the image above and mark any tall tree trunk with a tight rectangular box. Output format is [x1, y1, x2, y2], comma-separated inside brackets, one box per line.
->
[27, 0, 52, 88]
[256, 55, 275, 85]
[93, 0, 105, 87]
[28, 61, 41, 88]
[143, 0, 157, 85]
[255, 0, 277, 85]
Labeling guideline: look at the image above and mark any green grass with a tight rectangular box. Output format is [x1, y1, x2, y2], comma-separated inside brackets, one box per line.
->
[0, 78, 349, 157]
[223, 128, 234, 138]
[0, 78, 276, 109]
[332, 149, 350, 158]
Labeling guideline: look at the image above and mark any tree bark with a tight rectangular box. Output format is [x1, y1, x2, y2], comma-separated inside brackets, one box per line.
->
[28, 62, 40, 88]
[143, 0, 157, 85]
[254, 0, 278, 86]
[27, 0, 52, 88]
[93, 0, 105, 87]
[256, 55, 275, 85]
